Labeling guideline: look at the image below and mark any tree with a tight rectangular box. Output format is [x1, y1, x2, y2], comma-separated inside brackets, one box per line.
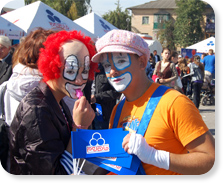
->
[173, 0, 205, 48]
[67, 2, 79, 20]
[25, 0, 91, 20]
[157, 19, 176, 50]
[102, 0, 131, 30]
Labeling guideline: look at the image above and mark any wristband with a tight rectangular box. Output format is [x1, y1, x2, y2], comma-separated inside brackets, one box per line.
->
[75, 124, 89, 129]
[128, 133, 170, 170]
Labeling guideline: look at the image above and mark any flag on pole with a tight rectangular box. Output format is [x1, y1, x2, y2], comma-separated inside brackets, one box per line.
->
[71, 128, 141, 175]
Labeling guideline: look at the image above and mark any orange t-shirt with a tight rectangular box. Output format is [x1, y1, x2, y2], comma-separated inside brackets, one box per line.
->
[109, 83, 208, 175]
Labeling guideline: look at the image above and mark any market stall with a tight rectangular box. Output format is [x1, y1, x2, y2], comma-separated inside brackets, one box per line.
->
[186, 37, 215, 53]
[2, 1, 96, 40]
[74, 12, 118, 39]
[0, 16, 25, 39]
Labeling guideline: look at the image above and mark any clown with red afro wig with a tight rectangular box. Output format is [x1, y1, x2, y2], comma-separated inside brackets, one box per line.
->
[38, 30, 98, 82]
[9, 31, 97, 175]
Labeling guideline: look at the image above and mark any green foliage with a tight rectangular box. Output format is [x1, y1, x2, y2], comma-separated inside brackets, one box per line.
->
[25, 0, 90, 20]
[102, 0, 131, 30]
[173, 0, 205, 48]
[157, 19, 176, 50]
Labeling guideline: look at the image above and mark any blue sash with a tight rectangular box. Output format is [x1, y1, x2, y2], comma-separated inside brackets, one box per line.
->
[112, 85, 169, 175]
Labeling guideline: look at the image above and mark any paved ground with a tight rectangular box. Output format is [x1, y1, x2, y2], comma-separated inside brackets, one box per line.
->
[199, 103, 215, 137]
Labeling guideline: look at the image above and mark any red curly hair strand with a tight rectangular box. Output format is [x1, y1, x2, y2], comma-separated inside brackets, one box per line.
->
[38, 30, 98, 82]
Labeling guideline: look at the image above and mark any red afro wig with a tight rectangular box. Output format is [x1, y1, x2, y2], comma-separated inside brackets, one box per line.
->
[38, 30, 98, 82]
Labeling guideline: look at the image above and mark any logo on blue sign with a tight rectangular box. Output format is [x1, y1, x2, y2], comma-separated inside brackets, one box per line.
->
[86, 132, 110, 154]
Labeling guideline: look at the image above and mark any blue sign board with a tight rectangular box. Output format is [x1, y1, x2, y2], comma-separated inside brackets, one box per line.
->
[181, 48, 196, 58]
[71, 128, 141, 175]
[71, 128, 129, 158]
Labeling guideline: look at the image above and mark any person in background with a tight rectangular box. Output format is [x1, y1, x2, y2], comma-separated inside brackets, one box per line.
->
[153, 50, 160, 64]
[187, 58, 193, 67]
[3, 28, 55, 127]
[149, 53, 155, 69]
[9, 30, 97, 175]
[178, 58, 190, 95]
[145, 53, 155, 81]
[0, 35, 13, 85]
[202, 49, 215, 89]
[153, 48, 178, 87]
[170, 51, 179, 73]
[187, 55, 204, 108]
[200, 53, 207, 63]
[91, 63, 121, 129]
[0, 28, 55, 172]
[0, 35, 16, 171]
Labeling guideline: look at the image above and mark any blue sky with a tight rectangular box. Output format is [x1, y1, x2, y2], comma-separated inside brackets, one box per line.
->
[4, 0, 151, 16]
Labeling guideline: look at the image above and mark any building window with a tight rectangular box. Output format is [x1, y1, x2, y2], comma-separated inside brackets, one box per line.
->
[153, 14, 170, 29]
[154, 14, 169, 23]
[142, 16, 149, 25]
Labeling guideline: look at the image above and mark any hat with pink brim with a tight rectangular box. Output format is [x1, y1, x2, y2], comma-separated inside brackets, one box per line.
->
[91, 30, 150, 63]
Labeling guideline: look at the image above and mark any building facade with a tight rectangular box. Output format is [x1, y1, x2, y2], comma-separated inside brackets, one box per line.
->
[128, 0, 215, 40]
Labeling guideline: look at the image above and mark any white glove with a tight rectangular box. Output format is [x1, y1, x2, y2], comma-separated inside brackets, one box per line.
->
[128, 133, 170, 170]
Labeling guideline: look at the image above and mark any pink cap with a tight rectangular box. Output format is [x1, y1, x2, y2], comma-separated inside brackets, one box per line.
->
[91, 30, 150, 63]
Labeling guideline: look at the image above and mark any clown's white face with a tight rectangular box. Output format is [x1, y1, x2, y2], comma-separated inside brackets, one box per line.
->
[101, 53, 133, 92]
[57, 40, 90, 99]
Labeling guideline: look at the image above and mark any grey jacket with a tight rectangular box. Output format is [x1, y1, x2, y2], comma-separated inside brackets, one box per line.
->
[186, 63, 204, 82]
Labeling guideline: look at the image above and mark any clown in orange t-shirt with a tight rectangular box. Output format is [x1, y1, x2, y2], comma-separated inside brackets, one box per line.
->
[92, 29, 215, 175]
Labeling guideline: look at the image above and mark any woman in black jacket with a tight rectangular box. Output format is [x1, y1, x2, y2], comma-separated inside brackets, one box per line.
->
[9, 30, 97, 175]
[91, 64, 121, 129]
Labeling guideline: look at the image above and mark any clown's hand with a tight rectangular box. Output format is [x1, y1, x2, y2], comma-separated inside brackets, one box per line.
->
[72, 96, 95, 129]
[122, 133, 170, 170]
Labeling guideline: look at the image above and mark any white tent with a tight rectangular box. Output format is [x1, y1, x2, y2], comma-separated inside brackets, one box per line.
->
[186, 37, 215, 53]
[74, 12, 118, 38]
[144, 39, 163, 57]
[2, 1, 96, 40]
[0, 16, 25, 39]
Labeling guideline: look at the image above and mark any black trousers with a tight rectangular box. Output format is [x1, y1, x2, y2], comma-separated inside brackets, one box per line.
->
[192, 82, 203, 109]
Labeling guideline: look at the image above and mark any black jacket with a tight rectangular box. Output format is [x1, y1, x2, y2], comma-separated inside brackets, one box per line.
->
[0, 53, 12, 85]
[9, 82, 73, 175]
[93, 65, 121, 122]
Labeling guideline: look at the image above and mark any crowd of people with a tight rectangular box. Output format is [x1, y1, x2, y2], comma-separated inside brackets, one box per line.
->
[0, 29, 215, 175]
[148, 47, 215, 109]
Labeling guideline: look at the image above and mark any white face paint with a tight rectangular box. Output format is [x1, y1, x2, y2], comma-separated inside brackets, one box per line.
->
[62, 55, 90, 99]
[82, 56, 90, 80]
[58, 40, 90, 99]
[63, 55, 90, 81]
[63, 55, 78, 81]
[65, 83, 86, 99]
[112, 53, 131, 70]
[101, 53, 132, 92]
[107, 72, 132, 92]
[101, 53, 131, 74]
[101, 53, 111, 74]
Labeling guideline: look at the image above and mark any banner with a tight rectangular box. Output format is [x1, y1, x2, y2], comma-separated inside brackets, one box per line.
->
[181, 48, 196, 58]
[71, 128, 129, 158]
[71, 128, 141, 175]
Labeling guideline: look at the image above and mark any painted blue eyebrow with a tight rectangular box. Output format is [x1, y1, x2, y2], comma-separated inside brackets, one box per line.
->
[111, 53, 131, 71]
